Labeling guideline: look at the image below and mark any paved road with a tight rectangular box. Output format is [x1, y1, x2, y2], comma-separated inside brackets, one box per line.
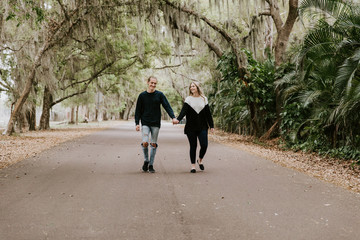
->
[1, 122, 360, 240]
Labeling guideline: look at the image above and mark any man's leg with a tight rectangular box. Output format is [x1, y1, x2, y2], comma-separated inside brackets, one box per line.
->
[149, 126, 160, 172]
[141, 125, 150, 171]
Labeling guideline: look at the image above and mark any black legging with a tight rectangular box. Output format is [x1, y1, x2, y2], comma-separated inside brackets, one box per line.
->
[186, 129, 208, 164]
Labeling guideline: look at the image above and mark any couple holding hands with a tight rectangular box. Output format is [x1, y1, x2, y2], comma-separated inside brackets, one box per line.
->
[135, 76, 214, 173]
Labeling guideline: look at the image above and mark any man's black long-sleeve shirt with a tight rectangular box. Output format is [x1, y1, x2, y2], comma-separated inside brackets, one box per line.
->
[135, 90, 175, 128]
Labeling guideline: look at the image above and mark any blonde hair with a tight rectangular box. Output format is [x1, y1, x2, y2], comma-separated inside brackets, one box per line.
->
[189, 81, 205, 100]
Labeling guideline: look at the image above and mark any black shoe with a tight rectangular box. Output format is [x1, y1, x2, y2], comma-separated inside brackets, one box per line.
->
[197, 160, 204, 171]
[142, 161, 149, 172]
[148, 165, 155, 173]
[190, 169, 196, 173]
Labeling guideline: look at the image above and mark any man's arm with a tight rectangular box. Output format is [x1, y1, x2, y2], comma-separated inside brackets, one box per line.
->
[160, 93, 176, 119]
[134, 94, 142, 131]
[160, 93, 179, 124]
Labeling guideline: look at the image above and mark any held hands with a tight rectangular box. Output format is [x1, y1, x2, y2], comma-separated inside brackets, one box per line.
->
[172, 118, 179, 125]
[136, 125, 140, 131]
[210, 128, 214, 133]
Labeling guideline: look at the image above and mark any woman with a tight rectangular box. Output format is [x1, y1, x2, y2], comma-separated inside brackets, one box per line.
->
[177, 82, 214, 173]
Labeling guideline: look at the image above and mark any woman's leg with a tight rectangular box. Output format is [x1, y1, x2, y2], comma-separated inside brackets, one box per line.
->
[186, 131, 198, 167]
[198, 129, 208, 163]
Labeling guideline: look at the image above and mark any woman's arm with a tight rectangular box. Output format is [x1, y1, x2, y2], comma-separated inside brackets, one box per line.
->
[177, 102, 189, 122]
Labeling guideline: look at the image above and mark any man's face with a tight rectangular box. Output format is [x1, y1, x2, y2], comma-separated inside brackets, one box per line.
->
[147, 78, 157, 92]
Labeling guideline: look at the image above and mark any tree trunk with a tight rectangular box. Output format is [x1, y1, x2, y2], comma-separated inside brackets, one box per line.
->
[26, 106, 36, 131]
[103, 111, 108, 121]
[125, 100, 134, 120]
[15, 111, 27, 133]
[119, 109, 125, 120]
[69, 107, 75, 124]
[39, 86, 53, 130]
[273, 0, 299, 66]
[248, 101, 260, 137]
[95, 108, 98, 121]
[75, 105, 79, 124]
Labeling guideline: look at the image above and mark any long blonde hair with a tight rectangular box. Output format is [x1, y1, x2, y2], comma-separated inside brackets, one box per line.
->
[189, 81, 205, 101]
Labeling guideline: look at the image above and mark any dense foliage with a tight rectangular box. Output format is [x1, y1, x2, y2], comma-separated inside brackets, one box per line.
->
[209, 0, 360, 163]
[276, 0, 360, 161]
[210, 51, 277, 137]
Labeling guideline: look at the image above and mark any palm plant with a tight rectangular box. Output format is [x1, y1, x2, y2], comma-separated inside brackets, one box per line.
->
[278, 0, 360, 157]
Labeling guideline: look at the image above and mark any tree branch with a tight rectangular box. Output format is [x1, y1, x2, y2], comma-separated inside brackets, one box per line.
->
[56, 0, 70, 20]
[51, 60, 116, 107]
[265, 0, 283, 31]
[154, 63, 182, 70]
[179, 24, 223, 58]
[162, 0, 247, 77]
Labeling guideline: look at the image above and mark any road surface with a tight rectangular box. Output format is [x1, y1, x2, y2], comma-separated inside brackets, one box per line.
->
[1, 122, 360, 239]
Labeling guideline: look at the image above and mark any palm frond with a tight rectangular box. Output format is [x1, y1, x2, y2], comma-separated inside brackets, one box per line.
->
[298, 89, 323, 108]
[299, 0, 351, 20]
[335, 48, 360, 96]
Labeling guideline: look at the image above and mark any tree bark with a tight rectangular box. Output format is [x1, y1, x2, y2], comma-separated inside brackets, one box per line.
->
[95, 108, 99, 121]
[103, 111, 108, 121]
[248, 101, 260, 137]
[119, 109, 125, 119]
[75, 105, 79, 124]
[69, 107, 75, 124]
[266, 0, 299, 66]
[26, 106, 36, 131]
[39, 86, 53, 130]
[125, 100, 134, 120]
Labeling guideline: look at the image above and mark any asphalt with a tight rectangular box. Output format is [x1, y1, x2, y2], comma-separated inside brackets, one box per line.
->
[1, 121, 360, 240]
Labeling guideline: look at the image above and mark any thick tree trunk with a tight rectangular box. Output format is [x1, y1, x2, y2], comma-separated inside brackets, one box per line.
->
[125, 101, 134, 120]
[103, 111, 108, 121]
[5, 68, 38, 135]
[273, 0, 299, 65]
[26, 106, 36, 131]
[248, 101, 260, 137]
[15, 111, 27, 133]
[95, 108, 98, 121]
[39, 86, 53, 130]
[119, 109, 125, 120]
[75, 105, 79, 124]
[69, 107, 75, 124]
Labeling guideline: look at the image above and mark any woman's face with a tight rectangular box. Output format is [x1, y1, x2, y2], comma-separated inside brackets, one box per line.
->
[190, 83, 198, 95]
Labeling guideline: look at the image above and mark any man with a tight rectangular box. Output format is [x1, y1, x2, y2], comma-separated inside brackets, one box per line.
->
[135, 76, 179, 173]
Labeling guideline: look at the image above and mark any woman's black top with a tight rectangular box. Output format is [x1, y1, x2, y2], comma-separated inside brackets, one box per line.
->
[177, 96, 214, 134]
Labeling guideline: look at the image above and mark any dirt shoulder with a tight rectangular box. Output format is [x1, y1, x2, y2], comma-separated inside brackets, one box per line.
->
[0, 121, 121, 169]
[209, 130, 360, 193]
